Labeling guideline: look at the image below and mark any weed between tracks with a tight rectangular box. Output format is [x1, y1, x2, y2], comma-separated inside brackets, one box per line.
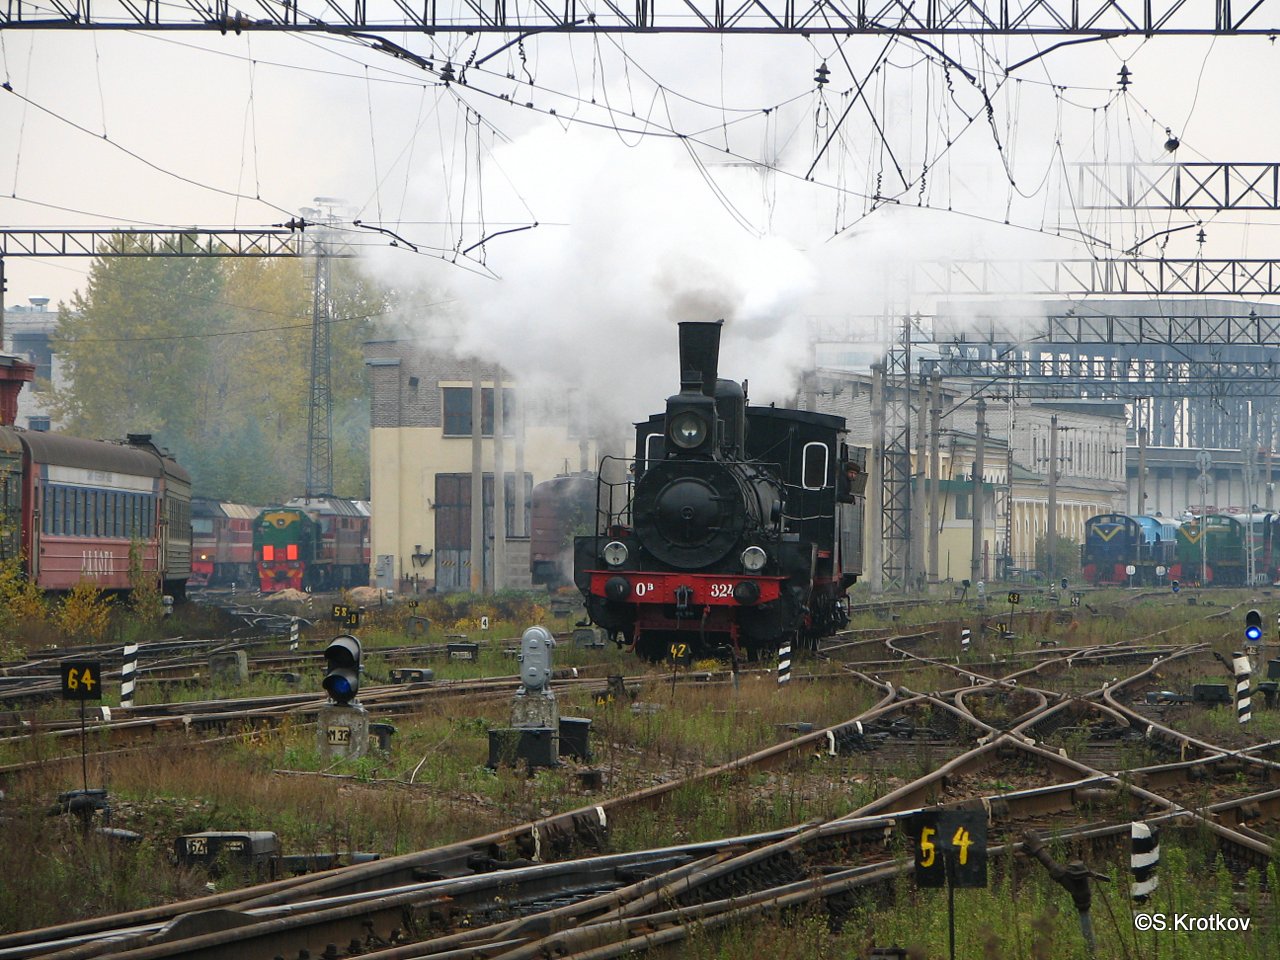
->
[0, 649, 883, 932]
[666, 843, 1280, 960]
[4, 592, 1280, 951]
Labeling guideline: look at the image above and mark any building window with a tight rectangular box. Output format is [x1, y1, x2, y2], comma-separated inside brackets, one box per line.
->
[955, 493, 970, 520]
[27, 416, 50, 432]
[441, 387, 516, 437]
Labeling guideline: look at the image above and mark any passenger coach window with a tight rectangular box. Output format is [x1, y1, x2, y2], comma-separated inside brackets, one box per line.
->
[802, 442, 830, 490]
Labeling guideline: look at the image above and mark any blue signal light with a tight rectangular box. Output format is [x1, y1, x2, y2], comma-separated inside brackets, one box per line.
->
[1245, 610, 1263, 644]
[327, 676, 352, 697]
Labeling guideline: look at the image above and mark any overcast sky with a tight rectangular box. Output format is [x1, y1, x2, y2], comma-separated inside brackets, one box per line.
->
[4, 18, 1280, 415]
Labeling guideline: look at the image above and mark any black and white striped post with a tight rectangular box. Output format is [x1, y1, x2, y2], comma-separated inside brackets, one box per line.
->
[1234, 651, 1252, 724]
[120, 642, 138, 709]
[961, 627, 971, 653]
[1130, 822, 1159, 902]
[289, 617, 300, 652]
[777, 640, 792, 685]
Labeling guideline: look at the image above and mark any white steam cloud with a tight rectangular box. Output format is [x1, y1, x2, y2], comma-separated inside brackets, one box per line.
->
[397, 123, 824, 429]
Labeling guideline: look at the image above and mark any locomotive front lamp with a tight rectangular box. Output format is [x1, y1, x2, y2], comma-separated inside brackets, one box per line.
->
[669, 412, 708, 449]
[602, 541, 629, 567]
[741, 545, 767, 572]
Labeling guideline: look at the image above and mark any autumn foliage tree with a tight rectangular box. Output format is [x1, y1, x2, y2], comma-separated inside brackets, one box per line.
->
[48, 235, 388, 503]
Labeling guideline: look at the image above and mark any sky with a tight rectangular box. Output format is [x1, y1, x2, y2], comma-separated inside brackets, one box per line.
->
[5, 13, 1280, 422]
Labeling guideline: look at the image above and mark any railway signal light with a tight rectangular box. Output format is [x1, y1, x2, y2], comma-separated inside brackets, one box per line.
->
[1245, 610, 1263, 644]
[323, 635, 362, 705]
[1171, 579, 1180, 594]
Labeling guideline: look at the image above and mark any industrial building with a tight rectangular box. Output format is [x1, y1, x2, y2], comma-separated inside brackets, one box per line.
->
[364, 339, 600, 594]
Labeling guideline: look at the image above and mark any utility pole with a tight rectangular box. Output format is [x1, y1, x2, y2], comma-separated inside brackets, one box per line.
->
[493, 364, 507, 592]
[470, 364, 484, 594]
[1004, 395, 1015, 578]
[1244, 406, 1256, 586]
[1137, 425, 1148, 515]
[914, 372, 928, 592]
[513, 390, 527, 538]
[1047, 415, 1058, 582]
[971, 398, 986, 585]
[928, 375, 942, 586]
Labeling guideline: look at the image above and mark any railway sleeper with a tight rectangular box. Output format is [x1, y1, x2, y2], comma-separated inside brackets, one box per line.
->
[671, 852, 804, 907]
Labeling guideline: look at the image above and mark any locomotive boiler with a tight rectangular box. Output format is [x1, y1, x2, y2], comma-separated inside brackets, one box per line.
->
[573, 320, 865, 661]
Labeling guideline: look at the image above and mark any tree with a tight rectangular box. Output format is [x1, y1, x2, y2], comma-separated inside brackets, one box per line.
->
[50, 236, 230, 459]
[48, 236, 388, 504]
[1034, 534, 1081, 579]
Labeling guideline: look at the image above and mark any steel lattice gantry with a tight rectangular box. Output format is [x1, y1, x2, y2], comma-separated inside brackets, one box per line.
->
[4, 0, 1280, 33]
[1074, 163, 1280, 211]
[912, 259, 1280, 297]
[0, 229, 307, 257]
[929, 304, 1280, 449]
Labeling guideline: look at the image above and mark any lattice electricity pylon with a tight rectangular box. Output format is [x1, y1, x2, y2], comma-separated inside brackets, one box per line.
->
[880, 315, 931, 592]
[6, 0, 1280, 34]
[301, 205, 343, 500]
[1074, 163, 1280, 211]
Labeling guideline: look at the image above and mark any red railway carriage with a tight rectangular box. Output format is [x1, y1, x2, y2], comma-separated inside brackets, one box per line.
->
[191, 498, 258, 587]
[0, 427, 191, 596]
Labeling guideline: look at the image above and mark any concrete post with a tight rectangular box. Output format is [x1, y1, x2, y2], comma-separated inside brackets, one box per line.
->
[971, 398, 986, 585]
[1137, 425, 1148, 516]
[1048, 415, 1058, 581]
[470, 362, 485, 593]
[493, 364, 506, 592]
[929, 376, 942, 586]
[914, 373, 928, 591]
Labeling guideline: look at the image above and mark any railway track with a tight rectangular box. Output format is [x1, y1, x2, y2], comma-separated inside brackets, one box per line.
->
[4, 595, 1279, 958]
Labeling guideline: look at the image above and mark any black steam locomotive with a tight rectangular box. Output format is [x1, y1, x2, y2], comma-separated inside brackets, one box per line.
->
[573, 320, 866, 661]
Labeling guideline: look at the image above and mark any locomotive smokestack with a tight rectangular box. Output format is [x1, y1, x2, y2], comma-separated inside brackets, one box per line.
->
[678, 320, 723, 398]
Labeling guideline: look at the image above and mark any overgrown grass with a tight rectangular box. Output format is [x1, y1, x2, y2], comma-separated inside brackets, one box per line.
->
[4, 595, 1280, 941]
[673, 840, 1280, 960]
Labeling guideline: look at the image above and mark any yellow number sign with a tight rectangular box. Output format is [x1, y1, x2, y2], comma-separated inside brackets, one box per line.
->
[61, 661, 103, 701]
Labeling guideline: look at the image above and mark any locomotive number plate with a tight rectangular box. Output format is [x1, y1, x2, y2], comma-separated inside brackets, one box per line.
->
[186, 837, 208, 856]
[708, 583, 735, 599]
[327, 726, 352, 745]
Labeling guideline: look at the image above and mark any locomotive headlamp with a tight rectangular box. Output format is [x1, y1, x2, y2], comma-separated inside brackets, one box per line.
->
[741, 545, 767, 572]
[669, 412, 708, 449]
[602, 540, 629, 567]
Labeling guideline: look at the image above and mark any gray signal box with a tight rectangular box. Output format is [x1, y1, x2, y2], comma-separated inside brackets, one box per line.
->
[176, 831, 279, 878]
